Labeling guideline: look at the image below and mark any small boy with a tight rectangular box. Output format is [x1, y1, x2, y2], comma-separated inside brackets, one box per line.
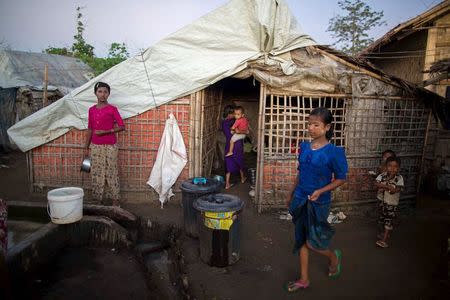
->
[374, 150, 396, 207]
[375, 156, 404, 248]
[225, 106, 249, 157]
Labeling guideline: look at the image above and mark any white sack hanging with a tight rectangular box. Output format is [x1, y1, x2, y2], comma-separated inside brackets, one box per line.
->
[147, 113, 187, 208]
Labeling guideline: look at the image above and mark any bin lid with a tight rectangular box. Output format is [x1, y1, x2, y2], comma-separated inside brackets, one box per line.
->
[193, 193, 244, 212]
[180, 178, 221, 193]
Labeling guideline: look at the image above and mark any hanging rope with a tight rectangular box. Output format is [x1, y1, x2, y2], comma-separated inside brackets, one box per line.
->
[139, 50, 158, 110]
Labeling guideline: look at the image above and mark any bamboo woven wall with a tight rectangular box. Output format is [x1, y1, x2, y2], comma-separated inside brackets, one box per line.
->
[259, 93, 429, 209]
[201, 88, 222, 176]
[260, 94, 347, 207]
[29, 100, 191, 200]
[345, 97, 428, 205]
[368, 31, 427, 85]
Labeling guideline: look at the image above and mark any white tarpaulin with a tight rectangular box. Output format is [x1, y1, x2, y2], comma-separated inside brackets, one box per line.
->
[8, 0, 315, 152]
[147, 114, 187, 208]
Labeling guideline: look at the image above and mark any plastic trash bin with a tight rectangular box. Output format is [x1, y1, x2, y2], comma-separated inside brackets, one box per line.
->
[180, 178, 221, 237]
[193, 193, 244, 267]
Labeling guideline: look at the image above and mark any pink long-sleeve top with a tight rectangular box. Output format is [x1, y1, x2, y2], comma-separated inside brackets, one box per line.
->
[88, 104, 124, 145]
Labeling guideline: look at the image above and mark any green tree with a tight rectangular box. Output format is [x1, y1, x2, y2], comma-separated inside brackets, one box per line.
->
[108, 42, 129, 60]
[43, 6, 129, 75]
[71, 6, 94, 59]
[88, 42, 130, 75]
[327, 0, 386, 56]
[44, 47, 73, 56]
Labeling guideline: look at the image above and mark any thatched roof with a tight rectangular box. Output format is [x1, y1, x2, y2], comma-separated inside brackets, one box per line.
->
[430, 58, 450, 75]
[314, 45, 450, 128]
[314, 45, 414, 92]
[422, 59, 450, 87]
[359, 1, 450, 55]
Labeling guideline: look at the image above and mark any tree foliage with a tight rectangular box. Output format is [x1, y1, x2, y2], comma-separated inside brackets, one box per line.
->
[71, 6, 94, 59]
[43, 6, 129, 75]
[327, 0, 386, 56]
[44, 47, 73, 56]
[87, 43, 130, 75]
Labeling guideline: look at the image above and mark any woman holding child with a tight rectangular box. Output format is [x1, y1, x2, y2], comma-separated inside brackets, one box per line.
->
[221, 104, 247, 190]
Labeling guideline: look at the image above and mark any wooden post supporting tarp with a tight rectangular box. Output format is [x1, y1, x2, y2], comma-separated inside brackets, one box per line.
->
[42, 64, 48, 107]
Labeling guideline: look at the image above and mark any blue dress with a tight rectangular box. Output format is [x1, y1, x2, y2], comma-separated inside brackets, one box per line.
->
[289, 142, 348, 252]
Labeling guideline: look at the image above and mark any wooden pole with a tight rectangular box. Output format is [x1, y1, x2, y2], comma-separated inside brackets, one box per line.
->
[26, 151, 34, 194]
[42, 64, 49, 107]
[188, 94, 196, 178]
[256, 83, 266, 213]
[199, 90, 205, 176]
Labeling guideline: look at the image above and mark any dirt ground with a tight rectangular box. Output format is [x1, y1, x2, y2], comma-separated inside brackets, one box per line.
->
[2, 151, 450, 299]
[33, 248, 152, 300]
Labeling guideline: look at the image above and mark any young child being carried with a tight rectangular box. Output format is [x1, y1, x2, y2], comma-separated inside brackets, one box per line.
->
[375, 156, 404, 248]
[225, 106, 249, 157]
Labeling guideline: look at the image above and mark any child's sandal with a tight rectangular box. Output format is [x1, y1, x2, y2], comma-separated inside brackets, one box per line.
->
[285, 279, 309, 292]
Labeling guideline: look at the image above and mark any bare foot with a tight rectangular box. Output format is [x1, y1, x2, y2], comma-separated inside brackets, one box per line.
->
[225, 152, 233, 157]
[241, 177, 247, 184]
[225, 183, 234, 190]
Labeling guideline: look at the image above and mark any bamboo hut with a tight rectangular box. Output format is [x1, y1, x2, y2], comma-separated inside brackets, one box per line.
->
[0, 50, 93, 150]
[360, 0, 450, 192]
[7, 0, 448, 210]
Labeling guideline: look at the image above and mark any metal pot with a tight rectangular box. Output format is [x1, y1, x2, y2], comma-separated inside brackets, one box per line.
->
[80, 156, 91, 173]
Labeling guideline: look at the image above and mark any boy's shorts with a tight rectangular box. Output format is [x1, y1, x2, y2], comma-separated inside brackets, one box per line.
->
[377, 201, 398, 230]
[231, 133, 246, 143]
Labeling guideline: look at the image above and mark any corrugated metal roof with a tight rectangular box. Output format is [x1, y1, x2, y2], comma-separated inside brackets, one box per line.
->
[0, 50, 93, 94]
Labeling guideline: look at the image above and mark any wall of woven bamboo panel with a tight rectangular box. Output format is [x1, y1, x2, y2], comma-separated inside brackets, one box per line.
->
[258, 93, 430, 209]
[29, 99, 191, 201]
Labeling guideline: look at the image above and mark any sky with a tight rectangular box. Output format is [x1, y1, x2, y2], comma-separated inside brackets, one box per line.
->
[0, 0, 444, 57]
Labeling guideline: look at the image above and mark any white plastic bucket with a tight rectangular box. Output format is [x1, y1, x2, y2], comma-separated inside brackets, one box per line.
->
[47, 187, 84, 224]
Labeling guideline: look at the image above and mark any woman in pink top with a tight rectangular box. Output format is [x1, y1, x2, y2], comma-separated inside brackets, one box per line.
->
[85, 82, 125, 206]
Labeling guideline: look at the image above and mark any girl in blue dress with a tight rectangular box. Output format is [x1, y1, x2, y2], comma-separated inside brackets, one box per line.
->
[286, 107, 348, 292]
